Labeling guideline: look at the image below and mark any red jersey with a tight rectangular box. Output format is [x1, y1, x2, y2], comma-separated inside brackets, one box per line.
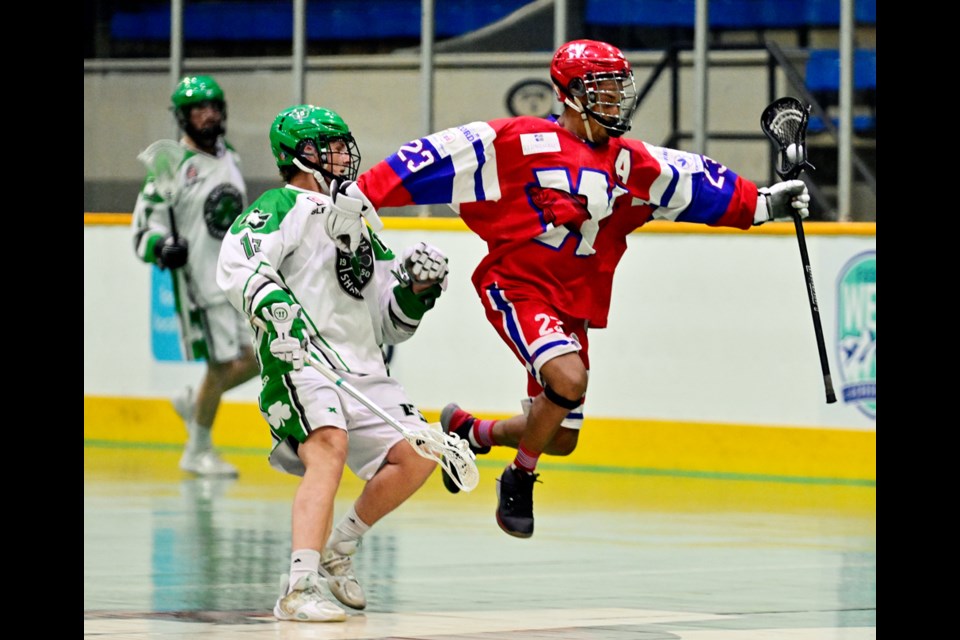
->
[358, 116, 758, 328]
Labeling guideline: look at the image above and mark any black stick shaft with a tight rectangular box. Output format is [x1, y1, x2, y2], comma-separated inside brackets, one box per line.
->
[168, 205, 180, 242]
[792, 211, 837, 403]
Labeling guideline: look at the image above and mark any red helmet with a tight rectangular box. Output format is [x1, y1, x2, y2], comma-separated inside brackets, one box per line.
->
[550, 39, 638, 137]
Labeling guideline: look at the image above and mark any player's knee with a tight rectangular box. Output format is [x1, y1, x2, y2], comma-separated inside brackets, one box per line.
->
[303, 427, 349, 465]
[543, 384, 583, 413]
[546, 428, 579, 456]
[206, 359, 232, 380]
[543, 369, 588, 405]
[386, 440, 437, 479]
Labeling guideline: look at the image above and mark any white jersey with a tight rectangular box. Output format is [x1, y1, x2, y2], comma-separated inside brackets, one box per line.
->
[217, 185, 427, 376]
[132, 138, 246, 308]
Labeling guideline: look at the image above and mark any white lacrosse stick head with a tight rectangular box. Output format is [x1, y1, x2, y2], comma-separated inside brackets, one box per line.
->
[137, 139, 185, 201]
[413, 426, 480, 492]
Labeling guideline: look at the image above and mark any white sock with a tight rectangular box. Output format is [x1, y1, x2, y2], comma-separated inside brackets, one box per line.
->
[186, 421, 213, 453]
[288, 548, 321, 591]
[327, 505, 371, 553]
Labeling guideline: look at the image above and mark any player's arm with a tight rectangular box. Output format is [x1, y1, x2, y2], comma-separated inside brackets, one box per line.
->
[629, 142, 769, 230]
[131, 171, 173, 265]
[356, 121, 500, 209]
[217, 193, 305, 319]
[371, 234, 448, 344]
[131, 171, 190, 270]
[217, 194, 313, 369]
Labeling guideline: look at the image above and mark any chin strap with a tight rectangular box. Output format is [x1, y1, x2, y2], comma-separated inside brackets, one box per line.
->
[293, 158, 331, 195]
[563, 96, 595, 143]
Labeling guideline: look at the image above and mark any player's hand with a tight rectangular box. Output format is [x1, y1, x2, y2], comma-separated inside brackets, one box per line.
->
[402, 241, 449, 291]
[327, 179, 374, 254]
[155, 234, 189, 270]
[261, 302, 308, 371]
[756, 179, 810, 224]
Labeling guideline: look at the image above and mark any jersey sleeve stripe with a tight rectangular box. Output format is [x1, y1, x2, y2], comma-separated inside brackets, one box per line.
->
[245, 274, 283, 316]
[464, 122, 500, 203]
[674, 174, 736, 224]
[384, 138, 454, 203]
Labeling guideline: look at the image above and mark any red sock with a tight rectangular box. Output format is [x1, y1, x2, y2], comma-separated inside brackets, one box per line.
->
[473, 419, 497, 448]
[513, 444, 540, 473]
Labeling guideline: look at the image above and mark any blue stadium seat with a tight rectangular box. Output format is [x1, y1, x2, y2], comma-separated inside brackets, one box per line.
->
[585, 0, 875, 28]
[804, 0, 876, 25]
[805, 49, 877, 133]
[111, 0, 531, 41]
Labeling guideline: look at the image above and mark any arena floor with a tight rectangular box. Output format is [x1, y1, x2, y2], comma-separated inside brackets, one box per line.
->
[84, 444, 876, 639]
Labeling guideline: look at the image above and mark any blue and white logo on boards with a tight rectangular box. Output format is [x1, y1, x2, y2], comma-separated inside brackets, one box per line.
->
[836, 250, 876, 419]
[151, 266, 184, 361]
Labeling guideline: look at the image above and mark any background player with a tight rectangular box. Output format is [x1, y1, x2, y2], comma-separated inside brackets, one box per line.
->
[132, 75, 258, 476]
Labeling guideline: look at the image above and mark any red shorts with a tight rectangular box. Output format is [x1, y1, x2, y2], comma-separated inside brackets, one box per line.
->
[479, 283, 590, 399]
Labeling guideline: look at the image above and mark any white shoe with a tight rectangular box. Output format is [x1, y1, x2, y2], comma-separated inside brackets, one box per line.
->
[172, 385, 195, 423]
[273, 573, 347, 622]
[179, 449, 238, 477]
[320, 540, 366, 609]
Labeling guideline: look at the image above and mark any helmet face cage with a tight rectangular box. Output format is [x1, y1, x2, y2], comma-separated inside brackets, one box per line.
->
[575, 70, 638, 136]
[287, 134, 361, 183]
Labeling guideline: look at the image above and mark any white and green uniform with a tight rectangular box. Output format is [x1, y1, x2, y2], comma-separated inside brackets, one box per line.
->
[217, 185, 441, 479]
[132, 138, 248, 361]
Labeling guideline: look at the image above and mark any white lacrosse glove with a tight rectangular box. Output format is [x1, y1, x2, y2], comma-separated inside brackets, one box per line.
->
[402, 241, 449, 290]
[754, 179, 811, 224]
[326, 180, 382, 254]
[261, 302, 308, 371]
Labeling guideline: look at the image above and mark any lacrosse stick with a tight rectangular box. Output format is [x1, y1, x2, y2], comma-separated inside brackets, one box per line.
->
[137, 138, 200, 310]
[252, 318, 479, 491]
[309, 352, 478, 491]
[137, 139, 185, 243]
[760, 97, 837, 404]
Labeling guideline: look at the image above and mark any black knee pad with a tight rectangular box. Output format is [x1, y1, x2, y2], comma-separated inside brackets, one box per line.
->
[543, 385, 582, 410]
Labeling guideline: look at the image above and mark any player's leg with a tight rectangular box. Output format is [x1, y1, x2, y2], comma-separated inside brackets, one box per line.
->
[225, 306, 260, 389]
[174, 300, 230, 475]
[195, 304, 259, 421]
[179, 304, 255, 476]
[491, 351, 587, 539]
[320, 375, 436, 610]
[264, 365, 349, 622]
[440, 289, 586, 496]
[482, 286, 589, 537]
[521, 352, 587, 453]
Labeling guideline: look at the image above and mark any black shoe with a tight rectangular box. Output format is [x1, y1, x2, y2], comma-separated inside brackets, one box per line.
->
[440, 403, 490, 494]
[495, 465, 540, 538]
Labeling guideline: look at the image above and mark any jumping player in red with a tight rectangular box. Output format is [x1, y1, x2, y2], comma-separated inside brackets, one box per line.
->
[325, 39, 810, 538]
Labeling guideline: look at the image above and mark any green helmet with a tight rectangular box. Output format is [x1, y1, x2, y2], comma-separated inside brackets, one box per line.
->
[171, 75, 227, 147]
[171, 75, 225, 110]
[270, 104, 361, 184]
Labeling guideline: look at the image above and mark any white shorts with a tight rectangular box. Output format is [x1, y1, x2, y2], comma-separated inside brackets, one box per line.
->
[180, 301, 254, 363]
[264, 369, 429, 481]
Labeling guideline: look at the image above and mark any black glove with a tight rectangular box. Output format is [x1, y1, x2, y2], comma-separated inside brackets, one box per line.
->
[154, 234, 189, 270]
